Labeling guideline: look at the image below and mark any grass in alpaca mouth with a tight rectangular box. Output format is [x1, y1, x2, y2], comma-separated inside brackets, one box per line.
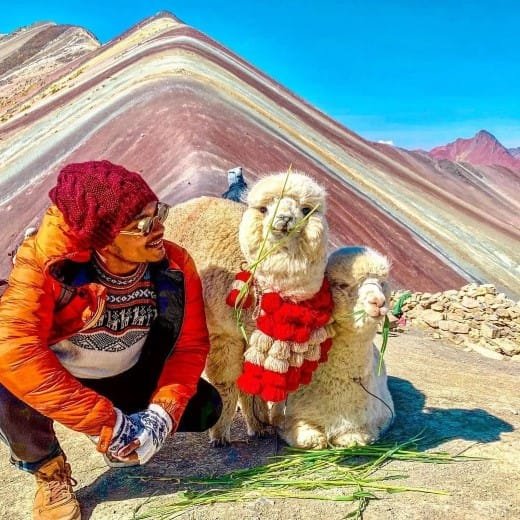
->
[131, 436, 483, 520]
[378, 314, 391, 375]
[347, 307, 391, 376]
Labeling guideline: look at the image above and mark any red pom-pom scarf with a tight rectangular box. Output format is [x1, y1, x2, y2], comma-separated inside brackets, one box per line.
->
[227, 273, 334, 402]
[226, 270, 254, 309]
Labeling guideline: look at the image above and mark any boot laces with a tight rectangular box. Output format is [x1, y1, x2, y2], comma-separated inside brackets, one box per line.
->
[40, 464, 78, 504]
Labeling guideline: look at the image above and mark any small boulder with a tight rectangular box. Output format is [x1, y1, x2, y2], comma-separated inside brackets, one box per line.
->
[420, 310, 444, 328]
[493, 338, 520, 357]
[438, 320, 450, 331]
[495, 308, 510, 319]
[481, 323, 500, 339]
[462, 296, 479, 309]
[448, 321, 469, 334]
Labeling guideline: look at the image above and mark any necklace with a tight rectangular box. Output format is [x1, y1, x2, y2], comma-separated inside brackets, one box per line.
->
[92, 254, 147, 290]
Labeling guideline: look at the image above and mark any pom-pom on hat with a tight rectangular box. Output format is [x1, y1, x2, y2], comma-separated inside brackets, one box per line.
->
[49, 160, 158, 249]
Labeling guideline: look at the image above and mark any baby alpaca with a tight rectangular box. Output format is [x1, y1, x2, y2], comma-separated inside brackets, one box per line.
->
[271, 246, 395, 448]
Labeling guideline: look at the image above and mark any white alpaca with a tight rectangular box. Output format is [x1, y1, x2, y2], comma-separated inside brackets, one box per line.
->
[271, 246, 395, 448]
[164, 172, 328, 445]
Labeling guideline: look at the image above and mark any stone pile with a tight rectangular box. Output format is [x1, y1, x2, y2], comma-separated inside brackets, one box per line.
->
[390, 283, 520, 361]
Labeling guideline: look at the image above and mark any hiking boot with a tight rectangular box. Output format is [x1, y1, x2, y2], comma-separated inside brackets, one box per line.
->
[32, 454, 81, 520]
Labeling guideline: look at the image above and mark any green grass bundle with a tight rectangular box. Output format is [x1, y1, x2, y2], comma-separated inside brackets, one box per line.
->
[133, 438, 481, 520]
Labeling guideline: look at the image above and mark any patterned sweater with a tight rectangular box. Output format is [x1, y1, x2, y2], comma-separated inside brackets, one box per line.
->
[50, 256, 157, 379]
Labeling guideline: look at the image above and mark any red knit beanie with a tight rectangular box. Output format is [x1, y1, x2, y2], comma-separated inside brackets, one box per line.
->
[49, 160, 158, 249]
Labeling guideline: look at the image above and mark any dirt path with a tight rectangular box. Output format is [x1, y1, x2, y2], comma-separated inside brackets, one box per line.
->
[1, 329, 519, 519]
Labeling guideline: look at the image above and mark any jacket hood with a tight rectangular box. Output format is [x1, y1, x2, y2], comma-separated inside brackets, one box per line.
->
[32, 205, 92, 269]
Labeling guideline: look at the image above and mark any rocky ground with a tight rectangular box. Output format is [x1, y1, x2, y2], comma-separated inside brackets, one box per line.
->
[1, 328, 519, 519]
[391, 283, 520, 360]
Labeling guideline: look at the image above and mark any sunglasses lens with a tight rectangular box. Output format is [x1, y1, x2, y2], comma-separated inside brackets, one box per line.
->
[158, 203, 169, 222]
[135, 217, 151, 235]
[126, 203, 169, 236]
[143, 219, 153, 235]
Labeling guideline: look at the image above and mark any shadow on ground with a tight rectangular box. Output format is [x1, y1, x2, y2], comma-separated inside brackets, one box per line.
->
[77, 376, 513, 519]
[386, 376, 513, 449]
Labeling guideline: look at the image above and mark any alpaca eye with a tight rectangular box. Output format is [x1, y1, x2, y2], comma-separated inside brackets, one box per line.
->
[302, 207, 312, 216]
[258, 207, 267, 214]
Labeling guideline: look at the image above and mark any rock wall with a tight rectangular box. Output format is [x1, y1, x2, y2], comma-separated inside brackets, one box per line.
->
[391, 283, 520, 360]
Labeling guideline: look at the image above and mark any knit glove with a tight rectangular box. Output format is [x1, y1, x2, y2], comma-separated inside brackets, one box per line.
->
[119, 404, 173, 465]
[89, 407, 143, 457]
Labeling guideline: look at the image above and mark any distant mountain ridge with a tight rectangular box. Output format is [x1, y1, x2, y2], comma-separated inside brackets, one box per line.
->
[0, 22, 99, 119]
[428, 130, 520, 171]
[509, 146, 520, 158]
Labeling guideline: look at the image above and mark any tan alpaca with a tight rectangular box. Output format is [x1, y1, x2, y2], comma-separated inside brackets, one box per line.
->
[271, 246, 395, 448]
[164, 172, 329, 445]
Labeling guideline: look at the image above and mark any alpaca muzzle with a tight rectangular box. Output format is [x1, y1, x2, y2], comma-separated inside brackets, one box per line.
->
[272, 215, 295, 233]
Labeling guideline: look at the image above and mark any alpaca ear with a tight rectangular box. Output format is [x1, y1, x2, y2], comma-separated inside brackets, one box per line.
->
[327, 246, 390, 289]
[354, 248, 391, 280]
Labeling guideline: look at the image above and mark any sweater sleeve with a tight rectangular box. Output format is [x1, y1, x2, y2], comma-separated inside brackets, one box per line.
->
[151, 248, 211, 426]
[0, 241, 116, 437]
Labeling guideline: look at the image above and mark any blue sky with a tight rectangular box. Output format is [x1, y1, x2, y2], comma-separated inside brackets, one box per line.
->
[2, 1, 519, 149]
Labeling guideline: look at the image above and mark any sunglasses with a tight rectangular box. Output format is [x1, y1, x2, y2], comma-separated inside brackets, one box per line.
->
[119, 202, 170, 236]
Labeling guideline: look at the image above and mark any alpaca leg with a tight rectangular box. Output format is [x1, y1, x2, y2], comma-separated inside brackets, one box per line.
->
[330, 429, 376, 447]
[208, 382, 239, 446]
[278, 419, 327, 449]
[329, 407, 392, 447]
[238, 392, 271, 438]
[331, 359, 394, 447]
[204, 334, 244, 446]
[274, 414, 327, 449]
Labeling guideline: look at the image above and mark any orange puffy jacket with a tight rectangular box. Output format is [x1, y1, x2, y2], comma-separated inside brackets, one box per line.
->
[0, 205, 210, 445]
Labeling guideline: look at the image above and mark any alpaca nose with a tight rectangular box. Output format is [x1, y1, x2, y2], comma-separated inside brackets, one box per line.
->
[273, 214, 294, 231]
[367, 292, 386, 307]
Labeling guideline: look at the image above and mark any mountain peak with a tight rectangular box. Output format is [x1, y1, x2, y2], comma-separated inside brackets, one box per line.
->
[152, 10, 184, 23]
[475, 129, 498, 142]
[428, 130, 519, 171]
